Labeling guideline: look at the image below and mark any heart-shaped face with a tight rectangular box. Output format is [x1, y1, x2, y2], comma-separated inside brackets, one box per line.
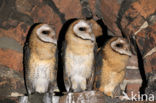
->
[36, 24, 57, 45]
[73, 20, 95, 42]
[111, 37, 132, 56]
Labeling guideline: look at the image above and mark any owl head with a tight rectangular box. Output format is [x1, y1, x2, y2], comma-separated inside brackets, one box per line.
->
[111, 37, 132, 56]
[73, 20, 95, 42]
[36, 24, 57, 45]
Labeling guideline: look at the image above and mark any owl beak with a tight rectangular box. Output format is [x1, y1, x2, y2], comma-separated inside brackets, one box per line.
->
[126, 50, 132, 56]
[90, 33, 95, 42]
[50, 34, 57, 45]
[52, 39, 57, 45]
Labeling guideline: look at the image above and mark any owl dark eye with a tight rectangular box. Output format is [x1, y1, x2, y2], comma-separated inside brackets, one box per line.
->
[42, 30, 50, 35]
[116, 43, 123, 48]
[79, 27, 86, 31]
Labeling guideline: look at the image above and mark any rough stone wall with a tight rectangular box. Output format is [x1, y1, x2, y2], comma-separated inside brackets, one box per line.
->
[96, 0, 156, 98]
[0, 0, 155, 102]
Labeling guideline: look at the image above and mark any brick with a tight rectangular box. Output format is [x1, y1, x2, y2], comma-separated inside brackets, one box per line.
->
[0, 49, 23, 72]
[127, 55, 138, 67]
[125, 69, 142, 80]
[126, 83, 142, 98]
[121, 79, 142, 91]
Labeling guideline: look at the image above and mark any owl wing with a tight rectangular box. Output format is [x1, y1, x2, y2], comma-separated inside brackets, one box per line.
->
[56, 40, 69, 92]
[87, 44, 98, 90]
[93, 45, 104, 90]
[23, 42, 30, 72]
[62, 41, 70, 92]
[23, 42, 32, 94]
[87, 68, 95, 90]
[50, 49, 59, 92]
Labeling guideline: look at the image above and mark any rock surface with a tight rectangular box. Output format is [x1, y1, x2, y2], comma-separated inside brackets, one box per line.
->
[0, 65, 26, 102]
[0, 0, 155, 102]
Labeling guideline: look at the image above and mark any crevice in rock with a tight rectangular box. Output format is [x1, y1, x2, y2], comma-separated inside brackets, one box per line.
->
[80, 0, 93, 19]
[95, 0, 103, 19]
[116, 0, 136, 30]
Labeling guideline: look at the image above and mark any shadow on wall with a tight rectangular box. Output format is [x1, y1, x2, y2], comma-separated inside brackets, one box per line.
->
[96, 19, 110, 48]
[129, 35, 147, 95]
[133, 39, 147, 95]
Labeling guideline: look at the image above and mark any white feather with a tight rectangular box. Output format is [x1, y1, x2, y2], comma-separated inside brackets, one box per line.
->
[111, 38, 132, 56]
[36, 24, 57, 44]
[37, 24, 52, 35]
[32, 62, 52, 93]
[73, 20, 95, 41]
[65, 50, 94, 89]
